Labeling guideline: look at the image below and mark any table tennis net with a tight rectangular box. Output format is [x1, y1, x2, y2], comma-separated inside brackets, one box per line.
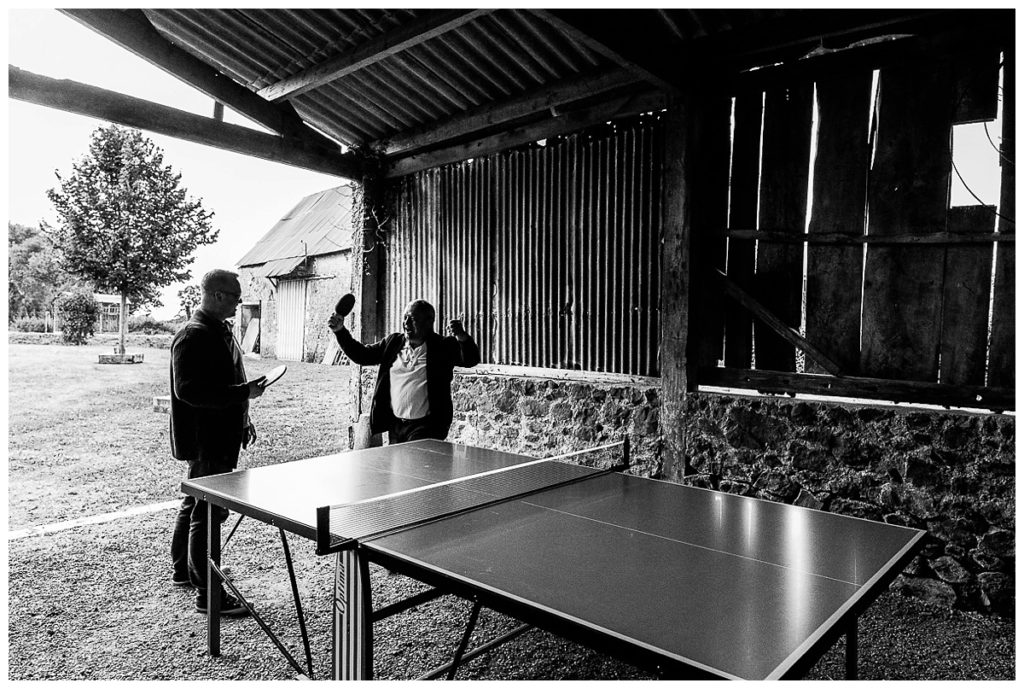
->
[317, 459, 604, 553]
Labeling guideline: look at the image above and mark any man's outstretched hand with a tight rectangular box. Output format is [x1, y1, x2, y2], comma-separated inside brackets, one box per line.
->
[328, 313, 346, 333]
[449, 318, 468, 341]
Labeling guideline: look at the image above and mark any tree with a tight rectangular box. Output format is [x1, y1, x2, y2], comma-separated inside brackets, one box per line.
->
[8, 222, 72, 320]
[177, 284, 202, 319]
[55, 290, 99, 345]
[46, 125, 218, 354]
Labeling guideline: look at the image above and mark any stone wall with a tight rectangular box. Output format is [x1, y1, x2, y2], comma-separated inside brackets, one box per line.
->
[238, 268, 277, 358]
[302, 252, 352, 363]
[239, 250, 351, 363]
[683, 392, 1015, 616]
[353, 368, 1015, 616]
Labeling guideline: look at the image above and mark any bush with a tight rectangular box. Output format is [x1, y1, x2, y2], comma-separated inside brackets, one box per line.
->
[11, 316, 49, 333]
[55, 291, 98, 345]
[128, 315, 176, 334]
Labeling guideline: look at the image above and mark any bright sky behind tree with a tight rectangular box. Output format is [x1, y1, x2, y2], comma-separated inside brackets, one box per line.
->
[6, 8, 345, 320]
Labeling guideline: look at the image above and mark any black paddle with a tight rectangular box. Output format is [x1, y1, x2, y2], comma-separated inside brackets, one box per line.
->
[335, 293, 356, 317]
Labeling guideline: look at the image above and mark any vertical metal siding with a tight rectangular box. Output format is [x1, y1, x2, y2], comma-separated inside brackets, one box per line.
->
[389, 115, 663, 376]
[277, 279, 306, 361]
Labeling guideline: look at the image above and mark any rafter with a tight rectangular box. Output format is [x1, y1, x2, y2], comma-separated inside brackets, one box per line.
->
[257, 9, 490, 103]
[531, 10, 683, 94]
[59, 8, 338, 152]
[377, 68, 639, 157]
[384, 88, 666, 178]
[9, 66, 362, 180]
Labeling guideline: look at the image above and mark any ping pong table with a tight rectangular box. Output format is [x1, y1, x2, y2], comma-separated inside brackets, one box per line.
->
[181, 439, 924, 680]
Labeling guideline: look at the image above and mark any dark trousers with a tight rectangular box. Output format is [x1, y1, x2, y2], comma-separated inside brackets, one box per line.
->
[388, 415, 446, 445]
[171, 457, 235, 592]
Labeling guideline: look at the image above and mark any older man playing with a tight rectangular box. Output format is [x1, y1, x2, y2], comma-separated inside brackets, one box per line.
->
[329, 299, 480, 443]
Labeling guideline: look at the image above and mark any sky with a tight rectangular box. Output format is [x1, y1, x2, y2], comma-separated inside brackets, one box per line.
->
[6, 8, 345, 320]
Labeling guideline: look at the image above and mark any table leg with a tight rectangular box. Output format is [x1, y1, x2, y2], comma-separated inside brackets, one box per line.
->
[845, 618, 858, 680]
[332, 548, 373, 679]
[207, 502, 221, 656]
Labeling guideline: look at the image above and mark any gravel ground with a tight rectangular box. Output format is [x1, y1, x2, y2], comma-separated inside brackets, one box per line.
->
[7, 341, 1016, 681]
[7, 506, 1015, 681]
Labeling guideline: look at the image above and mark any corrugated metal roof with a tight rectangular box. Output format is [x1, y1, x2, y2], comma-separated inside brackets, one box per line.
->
[237, 184, 354, 267]
[143, 8, 608, 150]
[62, 8, 956, 176]
[251, 256, 307, 278]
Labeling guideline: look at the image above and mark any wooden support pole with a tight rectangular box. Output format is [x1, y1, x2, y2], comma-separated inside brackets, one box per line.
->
[660, 75, 731, 482]
[349, 168, 388, 443]
[659, 99, 689, 483]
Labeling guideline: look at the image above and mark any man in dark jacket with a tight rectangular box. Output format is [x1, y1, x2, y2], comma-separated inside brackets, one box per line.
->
[329, 299, 480, 443]
[170, 269, 265, 616]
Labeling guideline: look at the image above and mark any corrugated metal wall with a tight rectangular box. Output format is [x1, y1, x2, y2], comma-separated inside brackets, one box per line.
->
[388, 114, 664, 376]
[276, 279, 306, 361]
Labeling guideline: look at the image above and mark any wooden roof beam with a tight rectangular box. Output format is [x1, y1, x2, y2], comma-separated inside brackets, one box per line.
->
[531, 10, 683, 95]
[60, 8, 339, 152]
[384, 88, 666, 178]
[376, 68, 640, 157]
[258, 9, 490, 103]
[9, 66, 362, 180]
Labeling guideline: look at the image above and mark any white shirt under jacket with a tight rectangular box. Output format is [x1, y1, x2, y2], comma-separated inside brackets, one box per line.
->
[389, 340, 429, 420]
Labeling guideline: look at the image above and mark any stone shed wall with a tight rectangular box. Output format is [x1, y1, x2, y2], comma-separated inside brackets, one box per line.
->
[355, 368, 1015, 616]
[238, 250, 351, 363]
[302, 252, 352, 363]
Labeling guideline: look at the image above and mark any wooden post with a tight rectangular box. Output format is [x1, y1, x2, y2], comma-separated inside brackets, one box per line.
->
[118, 293, 128, 356]
[349, 167, 387, 445]
[660, 80, 731, 482]
[354, 172, 387, 344]
[660, 99, 689, 482]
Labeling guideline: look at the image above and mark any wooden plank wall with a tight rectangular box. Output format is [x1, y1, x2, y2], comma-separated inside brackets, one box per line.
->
[988, 46, 1015, 389]
[939, 205, 995, 385]
[723, 89, 761, 368]
[755, 83, 812, 372]
[711, 43, 1011, 406]
[860, 58, 952, 381]
[805, 71, 871, 375]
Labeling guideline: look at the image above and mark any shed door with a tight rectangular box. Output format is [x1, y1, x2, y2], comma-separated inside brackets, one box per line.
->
[277, 279, 306, 361]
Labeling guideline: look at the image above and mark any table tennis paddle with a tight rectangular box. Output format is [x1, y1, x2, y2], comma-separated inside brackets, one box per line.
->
[260, 364, 287, 388]
[335, 293, 356, 317]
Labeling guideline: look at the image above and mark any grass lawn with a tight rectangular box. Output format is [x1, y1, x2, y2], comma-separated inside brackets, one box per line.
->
[8, 342, 353, 530]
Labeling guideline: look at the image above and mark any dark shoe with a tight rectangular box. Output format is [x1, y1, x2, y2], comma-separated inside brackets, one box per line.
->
[195, 590, 250, 617]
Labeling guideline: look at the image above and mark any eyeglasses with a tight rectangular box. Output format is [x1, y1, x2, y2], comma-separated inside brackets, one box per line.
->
[218, 291, 243, 305]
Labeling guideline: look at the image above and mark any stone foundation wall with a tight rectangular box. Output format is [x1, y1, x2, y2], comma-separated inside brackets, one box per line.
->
[449, 372, 664, 476]
[683, 392, 1015, 616]
[371, 371, 1013, 616]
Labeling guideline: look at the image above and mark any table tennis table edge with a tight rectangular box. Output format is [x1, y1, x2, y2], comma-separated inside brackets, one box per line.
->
[769, 527, 927, 680]
[180, 481, 320, 543]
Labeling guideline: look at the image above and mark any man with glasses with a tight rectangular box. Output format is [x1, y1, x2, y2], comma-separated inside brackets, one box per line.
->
[169, 269, 265, 616]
